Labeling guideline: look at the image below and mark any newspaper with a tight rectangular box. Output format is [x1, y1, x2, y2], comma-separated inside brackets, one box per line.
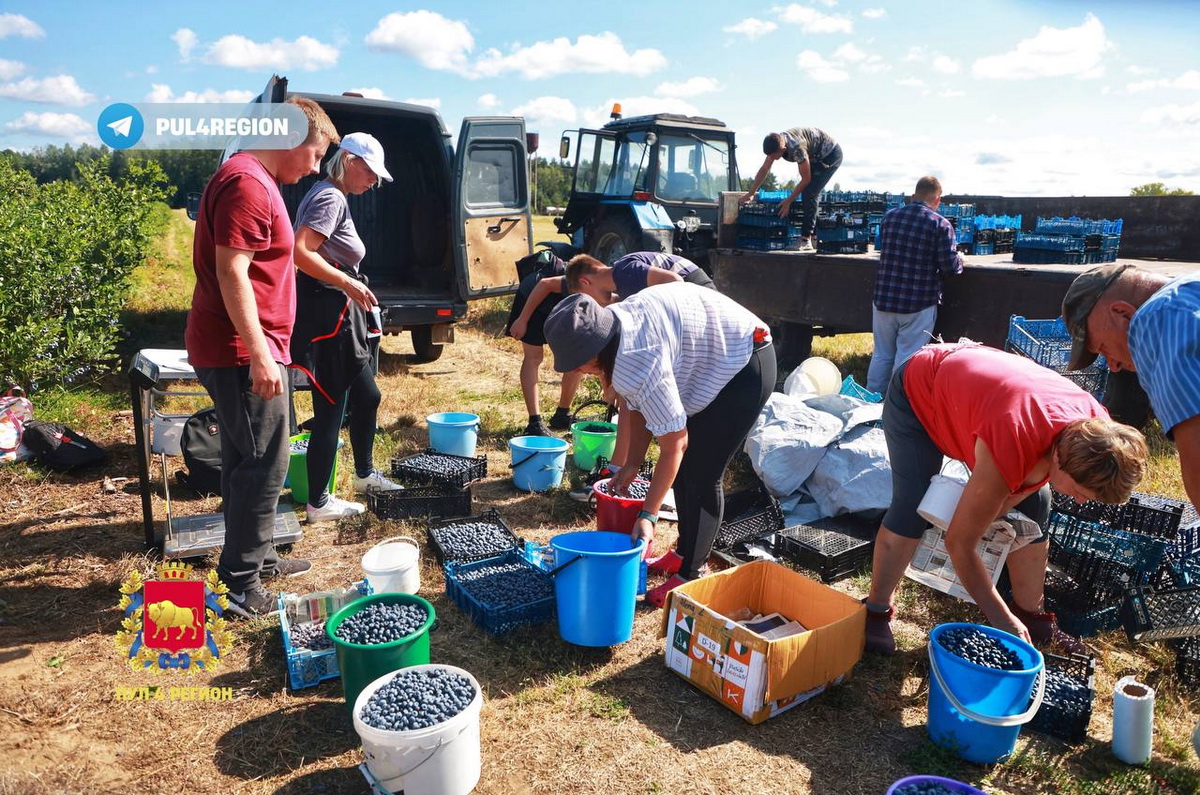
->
[905, 521, 1017, 603]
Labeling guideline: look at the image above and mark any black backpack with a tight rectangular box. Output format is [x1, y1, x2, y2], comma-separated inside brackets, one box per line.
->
[178, 408, 222, 495]
[21, 421, 107, 471]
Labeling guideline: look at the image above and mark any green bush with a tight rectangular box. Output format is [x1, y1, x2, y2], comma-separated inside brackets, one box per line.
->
[0, 156, 169, 388]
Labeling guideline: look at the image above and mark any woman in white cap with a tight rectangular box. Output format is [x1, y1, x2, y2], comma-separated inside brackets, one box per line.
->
[291, 132, 403, 522]
[544, 285, 776, 607]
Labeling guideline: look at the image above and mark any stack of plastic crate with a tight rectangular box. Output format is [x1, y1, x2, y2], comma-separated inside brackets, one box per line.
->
[815, 212, 870, 254]
[736, 201, 802, 251]
[1046, 489, 1192, 636]
[972, 214, 1022, 255]
[1005, 315, 1109, 398]
[1014, 217, 1121, 264]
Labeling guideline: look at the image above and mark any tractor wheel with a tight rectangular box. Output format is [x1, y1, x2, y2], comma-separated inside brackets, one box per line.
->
[410, 326, 444, 363]
[589, 218, 641, 264]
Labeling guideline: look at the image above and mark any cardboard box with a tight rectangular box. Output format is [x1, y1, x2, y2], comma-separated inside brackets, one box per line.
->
[659, 560, 865, 724]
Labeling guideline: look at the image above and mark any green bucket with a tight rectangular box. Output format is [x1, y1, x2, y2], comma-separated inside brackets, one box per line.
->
[287, 432, 342, 505]
[327, 593, 436, 716]
[570, 420, 617, 470]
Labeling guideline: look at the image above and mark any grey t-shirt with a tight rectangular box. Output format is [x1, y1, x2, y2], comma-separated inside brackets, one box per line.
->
[781, 127, 838, 165]
[293, 181, 366, 274]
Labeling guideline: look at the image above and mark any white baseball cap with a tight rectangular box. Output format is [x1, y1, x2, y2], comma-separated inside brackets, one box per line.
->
[339, 132, 392, 182]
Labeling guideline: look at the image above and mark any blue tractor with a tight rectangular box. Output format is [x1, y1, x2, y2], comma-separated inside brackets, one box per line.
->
[554, 107, 740, 267]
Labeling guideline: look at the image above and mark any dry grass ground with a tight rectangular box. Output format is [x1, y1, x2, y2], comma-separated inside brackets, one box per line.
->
[0, 212, 1196, 794]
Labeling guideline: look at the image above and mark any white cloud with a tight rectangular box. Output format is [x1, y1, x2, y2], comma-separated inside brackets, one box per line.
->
[939, 89, 966, 98]
[1126, 70, 1200, 93]
[1127, 64, 1157, 76]
[932, 55, 960, 75]
[511, 96, 578, 132]
[903, 46, 925, 62]
[1142, 101, 1200, 126]
[796, 50, 848, 83]
[862, 8, 886, 19]
[203, 34, 338, 72]
[365, 11, 475, 73]
[833, 43, 868, 63]
[473, 33, 666, 79]
[0, 75, 93, 106]
[173, 28, 198, 61]
[3, 111, 93, 144]
[972, 13, 1111, 80]
[0, 59, 24, 80]
[403, 97, 441, 108]
[896, 77, 925, 88]
[830, 42, 887, 73]
[776, 4, 854, 34]
[0, 13, 44, 39]
[478, 93, 500, 109]
[144, 83, 255, 103]
[655, 76, 721, 97]
[348, 87, 389, 101]
[723, 18, 778, 39]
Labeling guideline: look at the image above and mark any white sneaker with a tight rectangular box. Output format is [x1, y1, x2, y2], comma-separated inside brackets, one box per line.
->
[306, 495, 366, 522]
[797, 239, 815, 253]
[354, 469, 404, 494]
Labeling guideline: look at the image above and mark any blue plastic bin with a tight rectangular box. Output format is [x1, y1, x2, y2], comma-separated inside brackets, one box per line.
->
[550, 531, 645, 646]
[426, 412, 480, 458]
[509, 435, 568, 492]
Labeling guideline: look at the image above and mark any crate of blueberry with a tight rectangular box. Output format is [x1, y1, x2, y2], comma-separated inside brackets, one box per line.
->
[714, 485, 784, 550]
[444, 549, 556, 635]
[278, 580, 372, 690]
[1027, 652, 1095, 743]
[428, 508, 522, 566]
[887, 775, 985, 795]
[390, 448, 487, 489]
[369, 483, 473, 521]
[1120, 585, 1200, 643]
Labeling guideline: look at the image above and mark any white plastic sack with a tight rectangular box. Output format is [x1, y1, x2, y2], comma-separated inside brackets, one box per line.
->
[803, 425, 892, 517]
[803, 392, 883, 434]
[744, 392, 843, 497]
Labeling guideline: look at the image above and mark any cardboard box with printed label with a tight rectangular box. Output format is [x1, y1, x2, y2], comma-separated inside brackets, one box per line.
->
[659, 560, 865, 724]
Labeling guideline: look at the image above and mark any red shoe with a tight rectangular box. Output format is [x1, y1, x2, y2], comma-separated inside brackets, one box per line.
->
[647, 550, 683, 576]
[645, 574, 689, 609]
[1011, 602, 1087, 655]
[862, 599, 897, 655]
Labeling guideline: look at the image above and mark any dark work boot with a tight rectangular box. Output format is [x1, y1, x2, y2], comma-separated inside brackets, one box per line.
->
[1011, 602, 1086, 655]
[863, 600, 897, 655]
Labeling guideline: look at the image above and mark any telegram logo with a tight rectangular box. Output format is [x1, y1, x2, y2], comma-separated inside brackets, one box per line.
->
[97, 103, 144, 150]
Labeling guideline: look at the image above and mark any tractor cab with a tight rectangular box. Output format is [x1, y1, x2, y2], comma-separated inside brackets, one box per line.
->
[556, 107, 739, 267]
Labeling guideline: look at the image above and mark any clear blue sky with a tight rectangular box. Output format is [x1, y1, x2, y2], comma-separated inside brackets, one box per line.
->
[2, 1, 1197, 196]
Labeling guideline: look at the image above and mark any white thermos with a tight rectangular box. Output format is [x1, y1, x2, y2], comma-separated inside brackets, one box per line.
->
[1112, 675, 1155, 765]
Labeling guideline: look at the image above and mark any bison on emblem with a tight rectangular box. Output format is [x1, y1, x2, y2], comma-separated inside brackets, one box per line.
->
[147, 599, 202, 642]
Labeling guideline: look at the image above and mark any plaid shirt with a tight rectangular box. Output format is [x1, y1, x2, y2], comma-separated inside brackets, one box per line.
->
[873, 200, 963, 314]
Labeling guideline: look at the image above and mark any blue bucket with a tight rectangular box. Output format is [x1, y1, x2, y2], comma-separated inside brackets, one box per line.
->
[887, 776, 984, 795]
[427, 412, 480, 457]
[508, 435, 568, 492]
[549, 531, 645, 646]
[927, 623, 1045, 764]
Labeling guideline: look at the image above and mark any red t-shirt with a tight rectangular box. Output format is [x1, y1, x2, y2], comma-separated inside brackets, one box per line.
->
[903, 343, 1108, 493]
[185, 153, 296, 368]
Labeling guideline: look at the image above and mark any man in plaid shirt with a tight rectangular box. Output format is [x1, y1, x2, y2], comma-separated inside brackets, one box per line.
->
[866, 176, 963, 393]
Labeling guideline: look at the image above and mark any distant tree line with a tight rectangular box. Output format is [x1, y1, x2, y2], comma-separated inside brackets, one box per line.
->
[0, 144, 218, 208]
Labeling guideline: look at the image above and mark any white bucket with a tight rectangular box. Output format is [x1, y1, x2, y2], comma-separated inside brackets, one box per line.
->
[917, 474, 968, 530]
[362, 537, 421, 595]
[354, 664, 483, 795]
[798, 356, 842, 396]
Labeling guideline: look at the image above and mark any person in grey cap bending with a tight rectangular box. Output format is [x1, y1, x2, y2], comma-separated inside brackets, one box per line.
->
[544, 285, 776, 608]
[1063, 264, 1200, 509]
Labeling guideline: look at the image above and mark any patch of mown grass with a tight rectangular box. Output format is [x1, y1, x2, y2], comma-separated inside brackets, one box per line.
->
[27, 384, 126, 427]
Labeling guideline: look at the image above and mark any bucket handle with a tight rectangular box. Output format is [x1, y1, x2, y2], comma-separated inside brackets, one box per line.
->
[927, 641, 1046, 727]
[547, 555, 583, 577]
[510, 450, 565, 472]
[369, 535, 420, 552]
[367, 711, 476, 779]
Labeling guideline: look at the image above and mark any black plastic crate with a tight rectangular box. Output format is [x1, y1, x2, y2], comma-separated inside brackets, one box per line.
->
[1047, 545, 1149, 608]
[1050, 490, 1196, 538]
[1062, 369, 1107, 399]
[390, 448, 487, 489]
[816, 241, 869, 255]
[444, 550, 556, 635]
[777, 519, 874, 583]
[1121, 585, 1200, 642]
[1174, 637, 1200, 687]
[1027, 652, 1095, 743]
[1047, 512, 1168, 573]
[428, 508, 521, 566]
[368, 483, 472, 520]
[714, 486, 784, 549]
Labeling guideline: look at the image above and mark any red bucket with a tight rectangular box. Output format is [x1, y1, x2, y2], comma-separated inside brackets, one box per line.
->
[593, 477, 647, 533]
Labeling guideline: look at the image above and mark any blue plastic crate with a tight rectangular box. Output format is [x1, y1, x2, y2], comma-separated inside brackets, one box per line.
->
[972, 241, 995, 256]
[1047, 512, 1168, 575]
[1006, 316, 1074, 370]
[816, 226, 869, 243]
[444, 550, 556, 635]
[279, 580, 372, 690]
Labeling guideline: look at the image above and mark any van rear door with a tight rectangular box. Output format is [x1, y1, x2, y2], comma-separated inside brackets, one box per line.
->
[452, 118, 532, 297]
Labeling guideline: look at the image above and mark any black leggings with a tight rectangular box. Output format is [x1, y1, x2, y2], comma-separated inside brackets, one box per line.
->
[675, 344, 777, 579]
[306, 362, 381, 506]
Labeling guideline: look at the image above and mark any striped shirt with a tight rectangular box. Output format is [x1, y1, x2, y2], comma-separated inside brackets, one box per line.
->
[874, 200, 963, 314]
[781, 127, 839, 165]
[608, 284, 763, 436]
[1128, 272, 1200, 436]
[611, 252, 700, 300]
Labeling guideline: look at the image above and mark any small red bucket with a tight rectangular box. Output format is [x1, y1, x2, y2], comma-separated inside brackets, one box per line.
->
[593, 477, 647, 533]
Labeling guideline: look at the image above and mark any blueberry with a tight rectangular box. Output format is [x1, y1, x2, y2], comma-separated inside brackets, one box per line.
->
[598, 478, 650, 500]
[455, 561, 553, 609]
[360, 668, 477, 732]
[290, 620, 333, 651]
[936, 627, 1023, 671]
[434, 519, 516, 561]
[334, 602, 429, 645]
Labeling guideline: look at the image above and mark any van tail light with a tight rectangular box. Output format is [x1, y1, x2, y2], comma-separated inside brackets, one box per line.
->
[437, 309, 452, 317]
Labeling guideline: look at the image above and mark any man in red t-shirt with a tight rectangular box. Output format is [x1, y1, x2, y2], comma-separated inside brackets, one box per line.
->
[863, 343, 1147, 655]
[185, 97, 338, 619]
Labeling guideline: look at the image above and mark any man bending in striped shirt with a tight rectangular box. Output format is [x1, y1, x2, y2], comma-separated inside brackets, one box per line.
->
[1064, 264, 1200, 510]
